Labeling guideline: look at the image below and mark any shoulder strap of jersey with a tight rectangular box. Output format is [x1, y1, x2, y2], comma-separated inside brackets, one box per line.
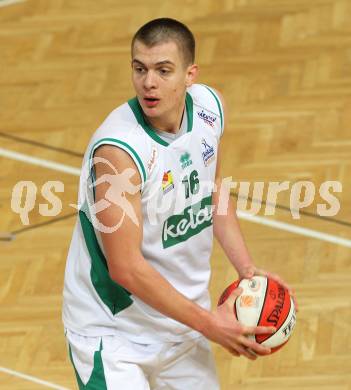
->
[87, 105, 151, 193]
[188, 83, 225, 139]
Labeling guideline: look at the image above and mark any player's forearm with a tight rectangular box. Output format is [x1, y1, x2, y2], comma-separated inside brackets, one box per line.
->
[109, 255, 211, 334]
[213, 188, 254, 274]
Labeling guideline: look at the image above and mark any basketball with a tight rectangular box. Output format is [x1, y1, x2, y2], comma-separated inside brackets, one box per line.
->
[218, 276, 297, 354]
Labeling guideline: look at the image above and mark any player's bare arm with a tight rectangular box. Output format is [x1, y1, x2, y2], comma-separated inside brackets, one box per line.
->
[212, 91, 298, 310]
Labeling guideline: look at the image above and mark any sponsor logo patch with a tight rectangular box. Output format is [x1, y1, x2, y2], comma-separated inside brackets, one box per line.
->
[162, 170, 174, 194]
[197, 110, 217, 127]
[180, 152, 192, 169]
[201, 138, 215, 167]
[147, 146, 158, 174]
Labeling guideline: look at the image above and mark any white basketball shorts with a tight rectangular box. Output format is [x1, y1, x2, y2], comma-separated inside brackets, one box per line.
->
[65, 328, 220, 390]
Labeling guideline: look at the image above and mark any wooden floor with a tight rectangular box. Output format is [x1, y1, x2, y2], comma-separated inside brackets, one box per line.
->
[1, 0, 351, 389]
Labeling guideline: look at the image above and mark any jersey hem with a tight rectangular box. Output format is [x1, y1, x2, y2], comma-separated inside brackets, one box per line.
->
[63, 321, 203, 344]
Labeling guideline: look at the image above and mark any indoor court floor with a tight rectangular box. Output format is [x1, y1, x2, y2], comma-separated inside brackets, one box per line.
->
[0, 0, 350, 389]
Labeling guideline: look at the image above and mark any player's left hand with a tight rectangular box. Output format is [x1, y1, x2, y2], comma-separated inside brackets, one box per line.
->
[238, 265, 298, 312]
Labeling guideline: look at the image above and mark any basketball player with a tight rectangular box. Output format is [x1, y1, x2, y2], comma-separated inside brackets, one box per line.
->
[63, 18, 297, 389]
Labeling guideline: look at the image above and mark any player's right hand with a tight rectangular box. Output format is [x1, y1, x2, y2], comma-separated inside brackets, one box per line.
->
[202, 287, 276, 360]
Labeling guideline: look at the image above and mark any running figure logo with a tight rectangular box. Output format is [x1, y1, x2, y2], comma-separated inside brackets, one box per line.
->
[73, 156, 141, 233]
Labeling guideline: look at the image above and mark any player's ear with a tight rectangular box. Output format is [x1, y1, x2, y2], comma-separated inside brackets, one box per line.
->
[185, 63, 198, 87]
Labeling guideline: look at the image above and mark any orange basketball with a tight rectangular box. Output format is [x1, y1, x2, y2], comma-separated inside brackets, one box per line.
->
[218, 276, 296, 354]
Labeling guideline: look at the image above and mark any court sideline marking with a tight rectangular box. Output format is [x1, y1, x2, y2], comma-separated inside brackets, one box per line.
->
[237, 211, 351, 248]
[1, 146, 351, 248]
[0, 0, 25, 7]
[0, 147, 81, 176]
[0, 366, 71, 390]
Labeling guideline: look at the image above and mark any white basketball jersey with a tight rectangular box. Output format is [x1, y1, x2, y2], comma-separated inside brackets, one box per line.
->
[63, 84, 224, 343]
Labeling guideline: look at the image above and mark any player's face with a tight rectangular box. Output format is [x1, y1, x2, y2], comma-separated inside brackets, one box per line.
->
[131, 40, 197, 127]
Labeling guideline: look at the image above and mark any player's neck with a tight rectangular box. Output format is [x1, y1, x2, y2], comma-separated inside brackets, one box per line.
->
[145, 102, 185, 134]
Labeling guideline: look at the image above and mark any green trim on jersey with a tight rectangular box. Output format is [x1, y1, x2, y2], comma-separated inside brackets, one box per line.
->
[185, 92, 194, 133]
[79, 206, 133, 315]
[69, 341, 107, 389]
[203, 85, 224, 135]
[89, 137, 147, 187]
[162, 195, 213, 248]
[128, 93, 194, 146]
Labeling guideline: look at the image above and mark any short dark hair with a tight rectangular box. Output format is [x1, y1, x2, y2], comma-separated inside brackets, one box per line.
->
[131, 18, 195, 66]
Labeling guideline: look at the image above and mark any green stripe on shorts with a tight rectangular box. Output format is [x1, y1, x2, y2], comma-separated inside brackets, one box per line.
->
[69, 341, 107, 389]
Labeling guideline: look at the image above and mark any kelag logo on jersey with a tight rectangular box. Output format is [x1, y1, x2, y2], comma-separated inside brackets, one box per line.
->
[162, 195, 213, 248]
[197, 110, 217, 127]
[201, 138, 215, 166]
